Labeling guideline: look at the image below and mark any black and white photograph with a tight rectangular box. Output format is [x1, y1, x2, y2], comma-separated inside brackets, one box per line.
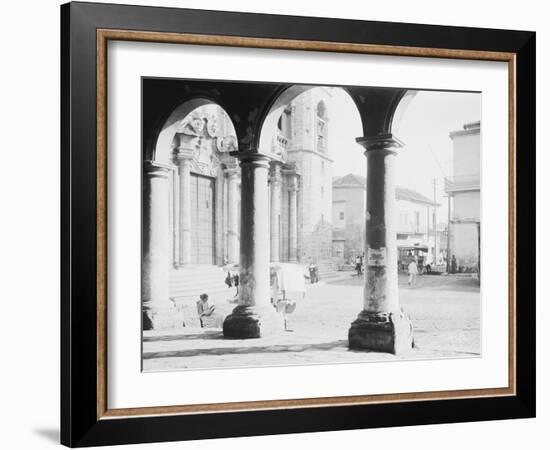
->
[141, 78, 482, 372]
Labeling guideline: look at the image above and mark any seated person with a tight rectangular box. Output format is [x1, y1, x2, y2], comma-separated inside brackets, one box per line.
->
[196, 293, 224, 328]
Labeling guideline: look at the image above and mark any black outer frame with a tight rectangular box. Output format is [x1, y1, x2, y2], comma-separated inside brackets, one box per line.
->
[60, 1, 535, 447]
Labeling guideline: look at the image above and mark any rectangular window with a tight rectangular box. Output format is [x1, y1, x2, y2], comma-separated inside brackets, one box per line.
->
[339, 211, 345, 220]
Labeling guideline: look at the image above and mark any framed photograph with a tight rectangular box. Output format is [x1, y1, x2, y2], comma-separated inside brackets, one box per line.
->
[61, 1, 535, 447]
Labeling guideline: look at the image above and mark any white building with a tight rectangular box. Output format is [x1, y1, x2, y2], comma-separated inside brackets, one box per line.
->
[445, 120, 481, 272]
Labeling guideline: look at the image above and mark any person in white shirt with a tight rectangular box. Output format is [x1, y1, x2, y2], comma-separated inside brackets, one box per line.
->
[407, 259, 418, 287]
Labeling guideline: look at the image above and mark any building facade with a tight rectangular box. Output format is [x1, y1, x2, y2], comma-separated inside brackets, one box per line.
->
[331, 174, 366, 262]
[445, 120, 481, 272]
[332, 174, 439, 266]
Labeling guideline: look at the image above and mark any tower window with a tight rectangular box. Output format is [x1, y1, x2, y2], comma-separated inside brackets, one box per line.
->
[316, 101, 328, 153]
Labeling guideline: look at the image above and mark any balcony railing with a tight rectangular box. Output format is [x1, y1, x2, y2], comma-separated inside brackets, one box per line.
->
[271, 131, 289, 157]
[444, 174, 480, 192]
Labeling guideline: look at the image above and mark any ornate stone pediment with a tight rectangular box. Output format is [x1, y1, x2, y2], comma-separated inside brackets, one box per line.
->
[216, 135, 238, 153]
[174, 112, 238, 178]
[205, 115, 219, 138]
[177, 112, 205, 137]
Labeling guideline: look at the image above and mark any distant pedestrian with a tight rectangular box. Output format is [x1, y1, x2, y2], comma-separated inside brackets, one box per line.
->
[232, 273, 239, 297]
[407, 260, 418, 287]
[224, 271, 233, 288]
[355, 255, 362, 276]
[307, 261, 318, 283]
[451, 255, 457, 274]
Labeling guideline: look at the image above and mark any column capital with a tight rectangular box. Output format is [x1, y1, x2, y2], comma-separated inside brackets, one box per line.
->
[270, 162, 283, 183]
[283, 164, 300, 191]
[286, 178, 299, 193]
[282, 162, 300, 176]
[144, 160, 175, 178]
[356, 133, 404, 154]
[224, 166, 240, 179]
[230, 151, 271, 168]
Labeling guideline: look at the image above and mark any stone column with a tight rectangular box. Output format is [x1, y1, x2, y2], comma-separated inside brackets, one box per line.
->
[223, 153, 284, 338]
[171, 169, 179, 267]
[270, 163, 282, 262]
[348, 134, 413, 354]
[175, 148, 194, 267]
[142, 161, 174, 330]
[225, 167, 240, 264]
[287, 171, 299, 262]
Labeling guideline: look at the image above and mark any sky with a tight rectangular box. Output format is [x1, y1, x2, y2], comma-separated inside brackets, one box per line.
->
[325, 87, 481, 221]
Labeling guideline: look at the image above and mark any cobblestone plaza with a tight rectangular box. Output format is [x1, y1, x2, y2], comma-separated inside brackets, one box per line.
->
[143, 274, 480, 371]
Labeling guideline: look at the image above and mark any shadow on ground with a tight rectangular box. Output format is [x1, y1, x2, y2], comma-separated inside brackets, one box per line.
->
[143, 339, 350, 359]
[143, 331, 224, 342]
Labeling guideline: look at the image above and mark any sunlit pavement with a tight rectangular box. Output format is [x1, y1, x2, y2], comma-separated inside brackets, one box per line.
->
[142, 273, 480, 372]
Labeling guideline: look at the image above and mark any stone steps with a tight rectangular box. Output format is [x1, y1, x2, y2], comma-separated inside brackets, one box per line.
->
[169, 266, 238, 328]
[169, 266, 236, 302]
[314, 260, 342, 281]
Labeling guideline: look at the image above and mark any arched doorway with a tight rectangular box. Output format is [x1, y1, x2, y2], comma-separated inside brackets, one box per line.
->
[152, 100, 240, 268]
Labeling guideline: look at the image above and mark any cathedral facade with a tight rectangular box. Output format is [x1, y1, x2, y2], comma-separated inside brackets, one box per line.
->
[166, 88, 334, 279]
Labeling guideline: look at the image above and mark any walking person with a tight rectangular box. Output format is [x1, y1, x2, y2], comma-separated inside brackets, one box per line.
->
[232, 273, 239, 297]
[451, 255, 458, 274]
[224, 271, 233, 288]
[355, 255, 362, 276]
[307, 261, 318, 284]
[407, 259, 418, 287]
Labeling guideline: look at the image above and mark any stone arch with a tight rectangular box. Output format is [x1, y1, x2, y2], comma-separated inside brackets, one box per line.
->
[151, 97, 238, 164]
[258, 85, 365, 155]
[150, 98, 241, 269]
[258, 85, 416, 154]
[258, 85, 313, 155]
[389, 90, 418, 135]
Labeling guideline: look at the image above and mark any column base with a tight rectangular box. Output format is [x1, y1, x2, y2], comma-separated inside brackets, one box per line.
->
[142, 308, 178, 331]
[223, 305, 285, 338]
[348, 309, 414, 355]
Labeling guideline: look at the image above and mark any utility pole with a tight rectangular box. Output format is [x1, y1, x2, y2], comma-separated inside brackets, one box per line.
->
[446, 194, 452, 273]
[432, 178, 437, 264]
